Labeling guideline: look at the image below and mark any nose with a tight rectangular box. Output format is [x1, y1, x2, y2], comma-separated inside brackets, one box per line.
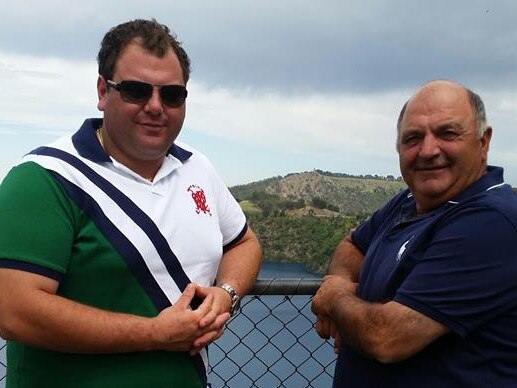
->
[143, 87, 163, 115]
[418, 134, 441, 159]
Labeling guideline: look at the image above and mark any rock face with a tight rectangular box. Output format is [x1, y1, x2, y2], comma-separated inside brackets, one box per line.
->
[230, 170, 407, 273]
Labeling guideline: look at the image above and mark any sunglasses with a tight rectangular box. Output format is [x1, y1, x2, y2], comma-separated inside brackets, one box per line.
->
[106, 79, 188, 107]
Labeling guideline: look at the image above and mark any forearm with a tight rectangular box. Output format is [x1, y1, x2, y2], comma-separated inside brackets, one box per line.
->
[312, 275, 448, 363]
[326, 233, 364, 282]
[216, 228, 261, 297]
[1, 287, 157, 354]
[0, 270, 226, 354]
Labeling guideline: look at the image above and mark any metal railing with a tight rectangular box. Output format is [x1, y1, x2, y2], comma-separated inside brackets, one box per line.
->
[0, 279, 336, 387]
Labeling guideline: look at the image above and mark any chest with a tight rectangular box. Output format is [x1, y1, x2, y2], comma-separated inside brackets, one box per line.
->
[358, 216, 437, 301]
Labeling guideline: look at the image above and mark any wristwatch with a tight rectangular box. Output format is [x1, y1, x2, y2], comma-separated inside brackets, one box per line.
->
[216, 283, 241, 316]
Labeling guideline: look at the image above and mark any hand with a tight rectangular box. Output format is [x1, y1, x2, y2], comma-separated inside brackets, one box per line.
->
[314, 315, 342, 354]
[186, 285, 233, 355]
[152, 283, 230, 353]
[195, 285, 234, 323]
[312, 275, 357, 318]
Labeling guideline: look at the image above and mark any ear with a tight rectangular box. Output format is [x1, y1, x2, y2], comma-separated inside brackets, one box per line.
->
[480, 126, 492, 162]
[97, 76, 108, 112]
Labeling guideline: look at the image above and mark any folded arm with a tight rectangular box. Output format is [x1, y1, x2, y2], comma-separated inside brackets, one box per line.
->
[312, 275, 449, 363]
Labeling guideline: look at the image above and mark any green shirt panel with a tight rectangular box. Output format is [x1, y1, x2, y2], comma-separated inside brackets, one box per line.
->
[0, 162, 77, 273]
[7, 342, 202, 388]
[0, 162, 202, 387]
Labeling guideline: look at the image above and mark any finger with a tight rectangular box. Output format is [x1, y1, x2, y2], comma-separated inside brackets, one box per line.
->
[199, 306, 229, 330]
[196, 294, 217, 329]
[311, 295, 321, 315]
[329, 322, 337, 339]
[315, 316, 324, 338]
[191, 326, 223, 353]
[334, 333, 342, 354]
[194, 285, 210, 299]
[176, 283, 196, 309]
[196, 293, 214, 316]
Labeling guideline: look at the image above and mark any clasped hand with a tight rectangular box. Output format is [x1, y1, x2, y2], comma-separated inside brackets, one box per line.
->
[153, 283, 232, 355]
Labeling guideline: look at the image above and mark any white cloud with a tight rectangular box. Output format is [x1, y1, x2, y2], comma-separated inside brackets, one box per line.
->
[0, 52, 99, 132]
[186, 84, 409, 160]
[1, 51, 516, 187]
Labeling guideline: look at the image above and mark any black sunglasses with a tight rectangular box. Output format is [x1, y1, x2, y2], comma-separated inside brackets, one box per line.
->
[106, 79, 188, 108]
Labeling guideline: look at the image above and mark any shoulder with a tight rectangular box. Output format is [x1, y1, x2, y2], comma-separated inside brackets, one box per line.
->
[1, 162, 59, 192]
[443, 184, 517, 234]
[0, 162, 73, 211]
[173, 141, 216, 168]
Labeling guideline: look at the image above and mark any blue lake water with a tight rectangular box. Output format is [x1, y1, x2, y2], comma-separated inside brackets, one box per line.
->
[209, 262, 334, 387]
[0, 262, 334, 387]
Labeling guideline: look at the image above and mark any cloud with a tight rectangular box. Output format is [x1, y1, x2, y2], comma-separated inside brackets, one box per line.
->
[1, 2, 517, 186]
[0, 51, 99, 132]
[2, 1, 517, 94]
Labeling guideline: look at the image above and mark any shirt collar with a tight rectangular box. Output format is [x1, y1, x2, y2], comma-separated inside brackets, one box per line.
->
[447, 165, 505, 203]
[71, 118, 193, 163]
[401, 165, 506, 220]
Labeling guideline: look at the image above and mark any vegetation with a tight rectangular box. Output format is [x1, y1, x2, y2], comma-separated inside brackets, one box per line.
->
[231, 170, 406, 274]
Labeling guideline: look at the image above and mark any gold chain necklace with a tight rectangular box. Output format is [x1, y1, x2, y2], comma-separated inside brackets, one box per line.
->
[95, 128, 105, 150]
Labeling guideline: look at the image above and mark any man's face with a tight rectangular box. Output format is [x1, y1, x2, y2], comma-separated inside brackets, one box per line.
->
[97, 40, 186, 174]
[397, 82, 491, 213]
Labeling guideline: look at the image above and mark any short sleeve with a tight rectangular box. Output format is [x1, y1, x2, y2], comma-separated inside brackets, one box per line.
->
[0, 162, 78, 275]
[205, 161, 247, 248]
[352, 191, 409, 254]
[394, 208, 517, 336]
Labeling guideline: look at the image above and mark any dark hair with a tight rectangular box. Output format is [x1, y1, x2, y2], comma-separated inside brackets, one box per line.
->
[97, 19, 191, 83]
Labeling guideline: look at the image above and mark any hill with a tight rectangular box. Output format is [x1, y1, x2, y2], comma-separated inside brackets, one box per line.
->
[230, 170, 406, 273]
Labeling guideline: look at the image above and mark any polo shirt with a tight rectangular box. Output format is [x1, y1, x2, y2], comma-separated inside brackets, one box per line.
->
[0, 118, 247, 388]
[334, 166, 517, 387]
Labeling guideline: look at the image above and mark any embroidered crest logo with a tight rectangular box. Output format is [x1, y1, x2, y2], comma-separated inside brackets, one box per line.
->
[188, 185, 212, 216]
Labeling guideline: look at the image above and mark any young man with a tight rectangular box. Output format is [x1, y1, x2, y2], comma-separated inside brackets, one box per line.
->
[0, 19, 261, 388]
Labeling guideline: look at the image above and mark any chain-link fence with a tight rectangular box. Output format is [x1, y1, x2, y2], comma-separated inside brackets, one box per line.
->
[0, 340, 5, 386]
[0, 278, 336, 387]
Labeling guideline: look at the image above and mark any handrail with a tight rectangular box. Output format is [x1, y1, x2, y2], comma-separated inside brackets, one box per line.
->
[251, 278, 321, 295]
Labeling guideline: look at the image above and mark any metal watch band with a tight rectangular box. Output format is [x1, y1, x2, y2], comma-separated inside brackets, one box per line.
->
[216, 283, 241, 316]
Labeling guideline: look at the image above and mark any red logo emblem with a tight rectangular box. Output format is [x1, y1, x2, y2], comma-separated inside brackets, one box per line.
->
[188, 185, 212, 216]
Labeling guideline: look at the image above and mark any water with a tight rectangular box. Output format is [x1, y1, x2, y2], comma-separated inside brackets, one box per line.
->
[208, 262, 334, 387]
[0, 262, 332, 387]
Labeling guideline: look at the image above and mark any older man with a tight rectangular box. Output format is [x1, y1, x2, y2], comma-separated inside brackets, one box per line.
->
[0, 19, 261, 388]
[312, 80, 517, 387]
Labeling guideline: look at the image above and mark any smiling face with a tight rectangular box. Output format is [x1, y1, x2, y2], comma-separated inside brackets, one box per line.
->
[97, 39, 186, 178]
[397, 81, 492, 213]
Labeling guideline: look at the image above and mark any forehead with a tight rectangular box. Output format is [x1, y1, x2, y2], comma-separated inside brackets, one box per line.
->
[114, 41, 182, 82]
[401, 83, 473, 129]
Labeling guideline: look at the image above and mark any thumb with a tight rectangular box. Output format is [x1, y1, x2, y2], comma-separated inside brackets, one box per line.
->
[176, 283, 196, 309]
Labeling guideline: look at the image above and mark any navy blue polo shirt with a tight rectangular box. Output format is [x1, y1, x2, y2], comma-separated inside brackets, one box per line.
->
[334, 166, 517, 387]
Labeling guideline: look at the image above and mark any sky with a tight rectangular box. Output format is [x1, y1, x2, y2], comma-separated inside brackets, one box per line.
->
[1, 0, 517, 187]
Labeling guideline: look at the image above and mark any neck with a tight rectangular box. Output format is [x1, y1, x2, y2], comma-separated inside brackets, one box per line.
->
[96, 127, 158, 183]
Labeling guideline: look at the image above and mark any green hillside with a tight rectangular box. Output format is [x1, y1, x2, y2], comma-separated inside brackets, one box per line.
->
[230, 170, 406, 274]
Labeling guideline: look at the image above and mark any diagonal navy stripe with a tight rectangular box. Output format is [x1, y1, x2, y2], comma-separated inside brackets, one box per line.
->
[32, 147, 207, 383]
[32, 146, 201, 309]
[50, 172, 171, 311]
[52, 172, 207, 387]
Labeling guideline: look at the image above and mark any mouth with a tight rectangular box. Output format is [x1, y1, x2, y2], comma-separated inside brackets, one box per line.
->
[139, 122, 166, 131]
[415, 164, 449, 172]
